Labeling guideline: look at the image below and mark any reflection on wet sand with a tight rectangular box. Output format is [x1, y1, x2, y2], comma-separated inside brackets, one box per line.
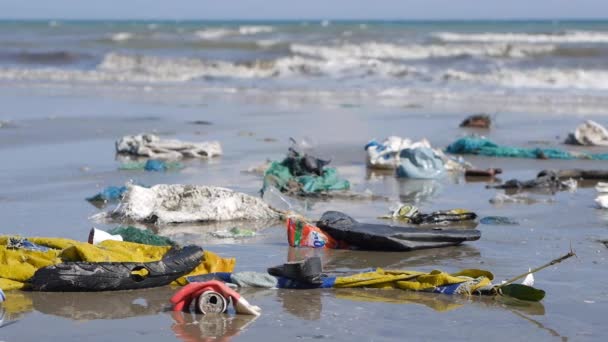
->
[170, 311, 258, 342]
[398, 179, 442, 205]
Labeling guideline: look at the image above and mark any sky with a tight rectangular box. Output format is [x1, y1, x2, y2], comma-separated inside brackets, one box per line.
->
[2, 0, 608, 20]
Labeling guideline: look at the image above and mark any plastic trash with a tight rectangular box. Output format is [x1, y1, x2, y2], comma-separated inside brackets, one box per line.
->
[543, 169, 608, 181]
[0, 288, 5, 303]
[171, 280, 261, 316]
[107, 226, 175, 246]
[116, 133, 222, 160]
[565, 120, 608, 146]
[380, 204, 477, 224]
[396, 147, 445, 179]
[447, 136, 608, 160]
[262, 148, 349, 195]
[460, 114, 491, 129]
[87, 227, 124, 245]
[119, 159, 184, 172]
[465, 168, 503, 177]
[30, 245, 204, 291]
[490, 193, 555, 205]
[268, 257, 323, 285]
[365, 136, 432, 170]
[112, 184, 281, 224]
[316, 211, 481, 251]
[86, 185, 127, 203]
[287, 217, 346, 249]
[480, 216, 519, 225]
[489, 170, 576, 192]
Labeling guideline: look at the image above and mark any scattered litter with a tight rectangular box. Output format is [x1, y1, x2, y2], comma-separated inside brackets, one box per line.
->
[521, 270, 534, 287]
[379, 204, 477, 225]
[490, 193, 555, 205]
[596, 182, 608, 193]
[365, 136, 471, 171]
[447, 136, 608, 160]
[0, 235, 234, 291]
[480, 216, 519, 225]
[460, 114, 491, 129]
[106, 226, 175, 246]
[119, 159, 184, 171]
[488, 170, 577, 192]
[543, 169, 608, 180]
[116, 133, 222, 160]
[465, 168, 502, 178]
[287, 217, 346, 249]
[112, 184, 281, 224]
[242, 160, 272, 175]
[88, 227, 123, 245]
[86, 185, 127, 203]
[210, 227, 256, 239]
[189, 120, 212, 125]
[262, 148, 349, 196]
[0, 288, 4, 303]
[565, 120, 608, 146]
[315, 211, 481, 251]
[599, 240, 608, 248]
[171, 280, 261, 316]
[396, 147, 445, 179]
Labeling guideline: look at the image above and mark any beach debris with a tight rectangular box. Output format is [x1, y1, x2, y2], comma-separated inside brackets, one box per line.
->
[119, 159, 184, 171]
[460, 114, 491, 129]
[0, 235, 234, 291]
[210, 227, 257, 239]
[0, 288, 4, 303]
[86, 185, 128, 204]
[379, 204, 477, 224]
[565, 120, 608, 146]
[106, 226, 175, 246]
[262, 147, 350, 196]
[465, 168, 503, 178]
[365, 136, 471, 171]
[479, 216, 520, 225]
[87, 227, 123, 245]
[490, 193, 555, 205]
[396, 147, 445, 179]
[488, 170, 577, 192]
[542, 169, 608, 181]
[242, 160, 272, 175]
[595, 182, 608, 208]
[315, 211, 480, 251]
[599, 240, 608, 248]
[447, 136, 608, 160]
[171, 280, 261, 316]
[116, 133, 222, 160]
[112, 184, 281, 224]
[287, 217, 346, 249]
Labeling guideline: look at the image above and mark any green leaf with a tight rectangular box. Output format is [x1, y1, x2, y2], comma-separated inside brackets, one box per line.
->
[500, 284, 546, 302]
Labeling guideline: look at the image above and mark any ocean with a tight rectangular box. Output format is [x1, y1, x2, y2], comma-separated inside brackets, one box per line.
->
[2, 20, 608, 109]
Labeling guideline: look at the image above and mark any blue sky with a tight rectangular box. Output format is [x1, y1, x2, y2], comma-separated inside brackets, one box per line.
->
[2, 0, 607, 20]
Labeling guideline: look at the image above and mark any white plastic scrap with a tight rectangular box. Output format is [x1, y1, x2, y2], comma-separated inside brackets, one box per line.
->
[566, 120, 608, 146]
[113, 184, 280, 224]
[116, 133, 222, 160]
[595, 182, 608, 208]
[365, 136, 471, 171]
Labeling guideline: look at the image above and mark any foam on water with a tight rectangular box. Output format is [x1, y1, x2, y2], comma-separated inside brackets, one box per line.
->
[433, 30, 608, 43]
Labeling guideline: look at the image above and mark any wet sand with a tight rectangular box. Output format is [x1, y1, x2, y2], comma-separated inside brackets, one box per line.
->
[0, 84, 607, 341]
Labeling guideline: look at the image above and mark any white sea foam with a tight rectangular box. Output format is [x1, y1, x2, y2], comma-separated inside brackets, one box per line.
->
[194, 28, 234, 40]
[433, 30, 608, 44]
[238, 25, 274, 35]
[291, 42, 555, 60]
[110, 32, 134, 42]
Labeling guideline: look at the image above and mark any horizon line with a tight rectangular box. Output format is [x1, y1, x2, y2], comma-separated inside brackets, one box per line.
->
[1, 17, 608, 22]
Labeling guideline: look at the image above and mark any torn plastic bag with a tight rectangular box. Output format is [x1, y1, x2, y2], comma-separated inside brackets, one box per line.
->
[29, 245, 203, 291]
[86, 185, 127, 203]
[262, 148, 349, 196]
[287, 217, 347, 249]
[316, 211, 481, 251]
[106, 226, 175, 246]
[565, 120, 608, 146]
[111, 184, 281, 224]
[116, 133, 222, 160]
[365, 136, 431, 170]
[396, 147, 445, 179]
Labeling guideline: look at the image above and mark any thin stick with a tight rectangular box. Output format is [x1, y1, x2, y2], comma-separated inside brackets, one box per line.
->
[498, 250, 576, 288]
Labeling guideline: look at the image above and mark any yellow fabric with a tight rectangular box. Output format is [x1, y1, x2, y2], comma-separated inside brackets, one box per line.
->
[0, 236, 235, 291]
[335, 268, 494, 294]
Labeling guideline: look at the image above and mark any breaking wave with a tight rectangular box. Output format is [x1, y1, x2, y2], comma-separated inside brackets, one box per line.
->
[291, 42, 555, 60]
[432, 30, 608, 44]
[110, 32, 134, 42]
[195, 25, 274, 40]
